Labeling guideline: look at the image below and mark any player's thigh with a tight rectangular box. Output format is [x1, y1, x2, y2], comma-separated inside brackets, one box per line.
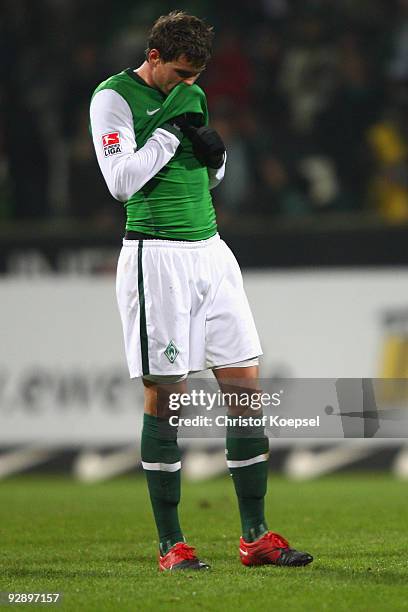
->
[116, 241, 192, 377]
[205, 241, 262, 367]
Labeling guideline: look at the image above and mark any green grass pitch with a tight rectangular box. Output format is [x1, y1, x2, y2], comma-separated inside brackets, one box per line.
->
[0, 474, 407, 611]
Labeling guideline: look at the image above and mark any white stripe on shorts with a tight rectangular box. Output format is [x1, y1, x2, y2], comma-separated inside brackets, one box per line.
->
[142, 461, 181, 472]
[226, 453, 269, 469]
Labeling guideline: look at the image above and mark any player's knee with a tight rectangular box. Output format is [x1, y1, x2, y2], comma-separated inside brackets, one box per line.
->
[142, 374, 188, 418]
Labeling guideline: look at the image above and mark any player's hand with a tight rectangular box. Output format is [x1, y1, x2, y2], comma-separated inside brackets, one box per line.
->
[172, 117, 226, 169]
[159, 113, 203, 140]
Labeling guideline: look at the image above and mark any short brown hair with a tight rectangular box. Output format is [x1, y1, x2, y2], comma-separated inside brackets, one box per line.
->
[146, 10, 213, 68]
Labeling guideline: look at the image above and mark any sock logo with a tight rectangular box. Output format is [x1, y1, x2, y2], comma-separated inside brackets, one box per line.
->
[164, 340, 179, 363]
[102, 132, 122, 157]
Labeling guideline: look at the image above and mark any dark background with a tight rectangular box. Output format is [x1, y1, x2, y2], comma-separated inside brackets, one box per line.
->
[2, 0, 408, 267]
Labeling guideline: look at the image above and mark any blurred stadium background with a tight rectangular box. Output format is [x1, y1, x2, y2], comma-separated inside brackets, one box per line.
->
[1, 0, 408, 483]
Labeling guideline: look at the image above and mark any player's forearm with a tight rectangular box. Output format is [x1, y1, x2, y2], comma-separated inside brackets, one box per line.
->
[108, 129, 180, 201]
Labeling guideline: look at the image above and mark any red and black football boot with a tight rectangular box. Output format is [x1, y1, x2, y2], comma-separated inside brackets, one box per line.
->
[159, 542, 210, 571]
[239, 531, 313, 567]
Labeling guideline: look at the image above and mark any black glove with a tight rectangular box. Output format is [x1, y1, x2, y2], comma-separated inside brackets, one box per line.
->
[159, 113, 203, 145]
[172, 116, 226, 169]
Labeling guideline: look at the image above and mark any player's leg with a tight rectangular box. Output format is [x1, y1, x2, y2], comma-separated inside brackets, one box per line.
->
[214, 363, 313, 566]
[204, 238, 269, 543]
[213, 363, 270, 542]
[206, 238, 312, 566]
[116, 239, 209, 570]
[141, 377, 185, 558]
[141, 375, 210, 571]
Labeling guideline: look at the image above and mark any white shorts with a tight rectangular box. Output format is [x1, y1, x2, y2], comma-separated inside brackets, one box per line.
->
[116, 233, 262, 378]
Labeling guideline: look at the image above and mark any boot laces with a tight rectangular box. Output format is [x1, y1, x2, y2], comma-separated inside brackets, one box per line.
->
[172, 542, 197, 560]
[265, 531, 290, 550]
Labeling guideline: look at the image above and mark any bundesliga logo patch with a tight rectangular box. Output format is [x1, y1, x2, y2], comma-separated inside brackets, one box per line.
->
[102, 132, 121, 157]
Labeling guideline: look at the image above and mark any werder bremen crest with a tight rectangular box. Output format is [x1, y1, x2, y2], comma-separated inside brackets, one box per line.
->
[164, 340, 179, 363]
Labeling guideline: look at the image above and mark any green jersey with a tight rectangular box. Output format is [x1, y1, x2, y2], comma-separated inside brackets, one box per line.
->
[91, 69, 218, 240]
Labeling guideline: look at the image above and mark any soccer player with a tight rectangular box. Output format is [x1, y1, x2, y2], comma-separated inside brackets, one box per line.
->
[90, 10, 313, 571]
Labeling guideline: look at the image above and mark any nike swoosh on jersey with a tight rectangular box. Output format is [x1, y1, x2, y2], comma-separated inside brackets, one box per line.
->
[146, 108, 161, 115]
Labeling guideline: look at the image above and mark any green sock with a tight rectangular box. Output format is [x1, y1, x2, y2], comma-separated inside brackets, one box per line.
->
[226, 422, 269, 542]
[141, 413, 184, 555]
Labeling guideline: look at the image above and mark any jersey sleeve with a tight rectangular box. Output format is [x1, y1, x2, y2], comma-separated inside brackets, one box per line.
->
[207, 152, 227, 189]
[89, 89, 181, 202]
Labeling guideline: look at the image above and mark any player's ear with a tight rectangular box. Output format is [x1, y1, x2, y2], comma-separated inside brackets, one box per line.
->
[148, 49, 161, 65]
